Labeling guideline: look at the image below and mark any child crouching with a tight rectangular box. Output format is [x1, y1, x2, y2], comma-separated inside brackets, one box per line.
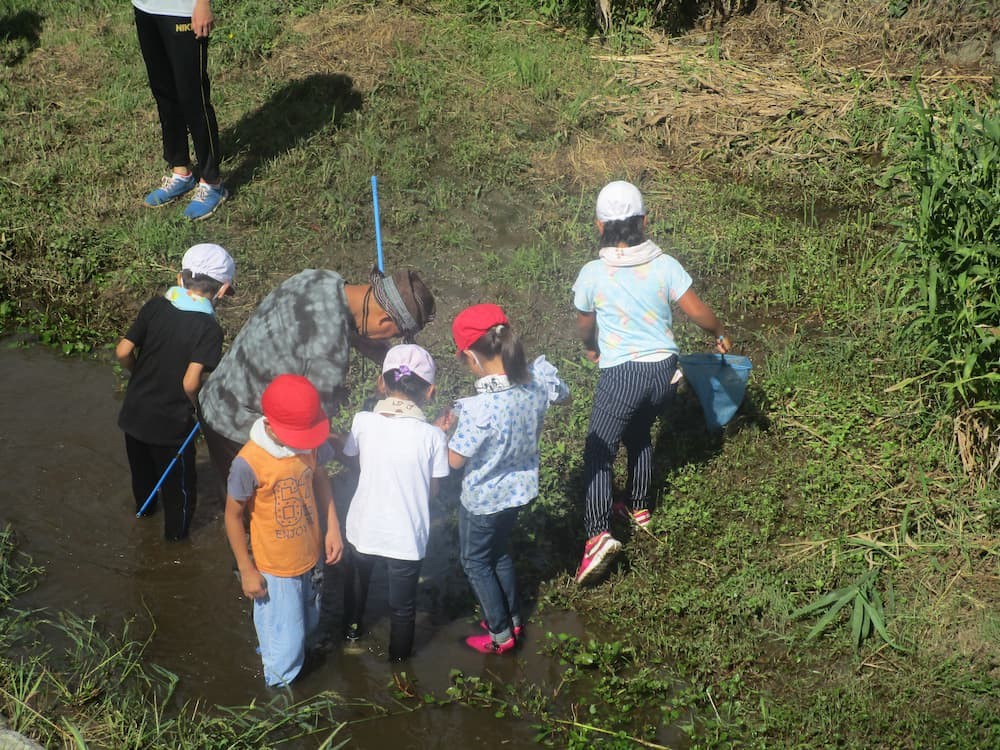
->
[224, 374, 343, 687]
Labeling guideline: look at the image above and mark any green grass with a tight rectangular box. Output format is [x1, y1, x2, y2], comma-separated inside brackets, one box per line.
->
[1, 0, 997, 747]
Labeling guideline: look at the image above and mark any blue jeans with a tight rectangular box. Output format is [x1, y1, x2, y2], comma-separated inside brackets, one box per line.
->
[253, 568, 321, 687]
[459, 505, 521, 643]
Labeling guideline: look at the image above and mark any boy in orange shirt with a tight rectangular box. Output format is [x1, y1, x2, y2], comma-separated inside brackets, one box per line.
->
[224, 374, 343, 687]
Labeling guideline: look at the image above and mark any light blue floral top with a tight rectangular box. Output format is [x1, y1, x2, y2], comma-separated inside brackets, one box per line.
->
[449, 356, 569, 515]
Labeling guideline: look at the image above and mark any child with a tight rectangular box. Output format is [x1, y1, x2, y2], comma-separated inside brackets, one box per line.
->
[224, 374, 343, 687]
[571, 181, 732, 585]
[116, 242, 235, 541]
[448, 304, 569, 654]
[339, 344, 451, 661]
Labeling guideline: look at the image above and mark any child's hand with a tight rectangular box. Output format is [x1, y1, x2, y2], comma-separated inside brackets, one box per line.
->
[433, 408, 456, 433]
[325, 528, 343, 565]
[240, 568, 267, 600]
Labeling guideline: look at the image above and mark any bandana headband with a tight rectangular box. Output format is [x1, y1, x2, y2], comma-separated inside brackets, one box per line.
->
[371, 269, 420, 339]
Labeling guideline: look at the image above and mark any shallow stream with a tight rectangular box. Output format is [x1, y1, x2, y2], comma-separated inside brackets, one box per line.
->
[0, 344, 589, 747]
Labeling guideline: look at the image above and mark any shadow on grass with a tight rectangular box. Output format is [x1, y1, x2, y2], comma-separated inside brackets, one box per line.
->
[221, 73, 363, 195]
[1, 10, 42, 66]
[654, 380, 771, 482]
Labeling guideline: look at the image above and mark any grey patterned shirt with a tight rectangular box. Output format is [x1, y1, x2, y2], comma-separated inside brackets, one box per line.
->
[200, 270, 351, 443]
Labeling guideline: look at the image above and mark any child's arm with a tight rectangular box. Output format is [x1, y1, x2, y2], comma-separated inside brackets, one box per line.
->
[575, 310, 600, 363]
[448, 450, 467, 470]
[224, 497, 267, 600]
[313, 467, 343, 565]
[115, 338, 137, 373]
[182, 362, 207, 406]
[675, 290, 731, 353]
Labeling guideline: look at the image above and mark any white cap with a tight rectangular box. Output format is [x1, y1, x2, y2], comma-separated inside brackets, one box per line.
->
[382, 344, 437, 384]
[595, 181, 645, 222]
[182, 243, 236, 290]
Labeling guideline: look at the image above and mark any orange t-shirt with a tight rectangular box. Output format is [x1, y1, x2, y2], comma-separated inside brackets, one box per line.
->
[237, 441, 322, 577]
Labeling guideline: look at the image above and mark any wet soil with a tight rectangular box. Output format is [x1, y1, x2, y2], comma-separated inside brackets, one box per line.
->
[0, 344, 589, 746]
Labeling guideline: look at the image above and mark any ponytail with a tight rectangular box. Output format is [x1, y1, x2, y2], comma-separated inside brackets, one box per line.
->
[468, 323, 529, 385]
[382, 368, 433, 404]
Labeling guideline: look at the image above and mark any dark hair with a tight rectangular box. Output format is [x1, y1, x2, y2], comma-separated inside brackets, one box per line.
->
[383, 368, 433, 404]
[468, 323, 530, 385]
[180, 269, 224, 298]
[599, 214, 646, 247]
[396, 270, 435, 333]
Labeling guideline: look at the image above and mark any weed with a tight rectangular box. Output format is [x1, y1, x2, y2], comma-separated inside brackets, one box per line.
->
[881, 92, 1000, 481]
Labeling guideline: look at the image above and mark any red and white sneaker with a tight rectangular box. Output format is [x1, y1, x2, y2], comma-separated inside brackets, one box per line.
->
[464, 633, 516, 654]
[574, 531, 622, 585]
[612, 501, 652, 528]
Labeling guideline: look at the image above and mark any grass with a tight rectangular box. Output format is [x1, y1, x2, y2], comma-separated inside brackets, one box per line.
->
[1, 0, 998, 747]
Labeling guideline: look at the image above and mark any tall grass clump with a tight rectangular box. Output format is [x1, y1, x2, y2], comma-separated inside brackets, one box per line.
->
[882, 93, 1000, 483]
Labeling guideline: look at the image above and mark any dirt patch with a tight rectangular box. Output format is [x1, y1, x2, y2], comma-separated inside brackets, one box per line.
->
[280, 5, 426, 91]
[594, 1, 997, 167]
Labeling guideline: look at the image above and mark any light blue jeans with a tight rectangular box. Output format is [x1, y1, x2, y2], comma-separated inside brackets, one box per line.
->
[459, 505, 522, 643]
[253, 569, 321, 687]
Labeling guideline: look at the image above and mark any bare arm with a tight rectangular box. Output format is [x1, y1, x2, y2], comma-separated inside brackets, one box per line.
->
[182, 362, 206, 406]
[448, 449, 467, 470]
[313, 467, 343, 565]
[224, 498, 267, 600]
[676, 290, 731, 353]
[575, 310, 600, 363]
[115, 338, 137, 373]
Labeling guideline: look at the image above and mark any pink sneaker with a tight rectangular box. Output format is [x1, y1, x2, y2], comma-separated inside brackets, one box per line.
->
[612, 502, 652, 528]
[574, 531, 622, 585]
[464, 633, 516, 654]
[479, 620, 525, 639]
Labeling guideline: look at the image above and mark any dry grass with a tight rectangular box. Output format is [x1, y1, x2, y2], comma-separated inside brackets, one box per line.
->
[594, 1, 997, 166]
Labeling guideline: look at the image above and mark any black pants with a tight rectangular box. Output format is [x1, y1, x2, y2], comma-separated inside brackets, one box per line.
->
[343, 543, 422, 661]
[583, 357, 679, 538]
[124, 433, 197, 540]
[200, 418, 243, 500]
[134, 8, 222, 183]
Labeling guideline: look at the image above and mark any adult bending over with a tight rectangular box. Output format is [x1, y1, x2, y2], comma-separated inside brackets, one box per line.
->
[199, 268, 435, 485]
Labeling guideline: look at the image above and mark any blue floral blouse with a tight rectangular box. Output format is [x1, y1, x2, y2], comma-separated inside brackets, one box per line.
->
[449, 356, 569, 515]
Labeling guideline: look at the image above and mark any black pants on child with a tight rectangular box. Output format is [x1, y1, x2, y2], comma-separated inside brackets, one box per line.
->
[125, 433, 197, 540]
[583, 356, 679, 538]
[344, 543, 422, 661]
[134, 7, 222, 183]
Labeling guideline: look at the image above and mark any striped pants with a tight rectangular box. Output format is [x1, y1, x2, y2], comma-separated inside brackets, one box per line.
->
[583, 357, 678, 538]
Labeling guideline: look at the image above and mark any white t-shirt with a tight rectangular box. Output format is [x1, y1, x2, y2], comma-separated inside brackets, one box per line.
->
[342, 411, 450, 561]
[132, 1, 197, 18]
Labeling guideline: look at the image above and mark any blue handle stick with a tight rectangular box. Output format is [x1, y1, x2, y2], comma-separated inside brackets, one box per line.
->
[135, 422, 201, 518]
[371, 175, 384, 273]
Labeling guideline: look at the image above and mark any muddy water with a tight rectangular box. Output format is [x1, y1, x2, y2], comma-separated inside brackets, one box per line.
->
[0, 344, 588, 747]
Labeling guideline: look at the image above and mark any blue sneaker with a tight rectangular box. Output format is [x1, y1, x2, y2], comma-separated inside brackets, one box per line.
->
[143, 172, 196, 207]
[183, 182, 228, 221]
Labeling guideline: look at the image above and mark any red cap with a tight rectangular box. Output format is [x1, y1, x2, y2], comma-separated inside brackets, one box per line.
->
[452, 303, 509, 356]
[260, 374, 330, 450]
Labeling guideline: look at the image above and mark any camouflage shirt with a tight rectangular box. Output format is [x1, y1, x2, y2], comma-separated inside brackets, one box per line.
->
[200, 270, 351, 444]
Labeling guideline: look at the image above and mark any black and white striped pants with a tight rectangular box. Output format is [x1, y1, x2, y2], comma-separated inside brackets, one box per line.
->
[583, 356, 678, 538]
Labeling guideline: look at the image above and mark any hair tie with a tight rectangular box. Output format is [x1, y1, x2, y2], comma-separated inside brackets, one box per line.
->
[397, 364, 412, 376]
